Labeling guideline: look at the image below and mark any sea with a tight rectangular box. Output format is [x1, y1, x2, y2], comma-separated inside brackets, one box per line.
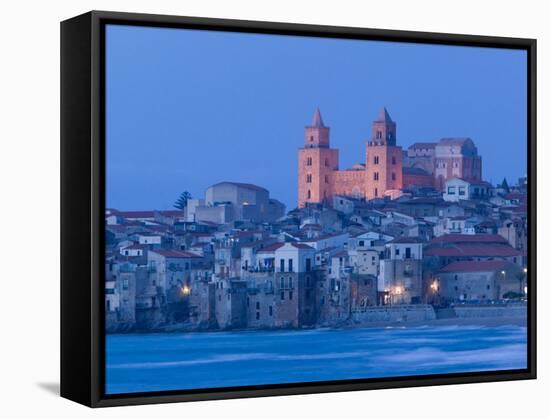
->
[105, 324, 527, 394]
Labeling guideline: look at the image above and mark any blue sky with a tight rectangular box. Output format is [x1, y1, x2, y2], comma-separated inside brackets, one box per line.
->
[106, 24, 527, 211]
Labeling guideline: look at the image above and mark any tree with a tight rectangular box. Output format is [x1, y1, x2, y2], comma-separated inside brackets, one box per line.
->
[501, 177, 510, 192]
[174, 191, 192, 210]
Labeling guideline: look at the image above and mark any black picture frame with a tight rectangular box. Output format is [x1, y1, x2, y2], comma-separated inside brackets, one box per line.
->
[60, 10, 537, 407]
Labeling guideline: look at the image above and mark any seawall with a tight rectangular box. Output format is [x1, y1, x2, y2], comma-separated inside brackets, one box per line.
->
[351, 305, 436, 324]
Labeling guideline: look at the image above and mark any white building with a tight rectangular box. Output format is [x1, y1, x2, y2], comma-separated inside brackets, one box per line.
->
[443, 178, 491, 202]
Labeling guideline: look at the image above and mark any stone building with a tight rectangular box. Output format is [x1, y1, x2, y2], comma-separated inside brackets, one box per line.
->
[406, 138, 483, 191]
[436, 260, 523, 302]
[378, 238, 424, 304]
[297, 107, 484, 207]
[298, 108, 403, 207]
[193, 182, 286, 224]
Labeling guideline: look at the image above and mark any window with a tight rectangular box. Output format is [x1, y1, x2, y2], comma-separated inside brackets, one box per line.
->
[373, 172, 379, 181]
[289, 291, 293, 300]
[269, 306, 273, 316]
[306, 276, 311, 287]
[280, 259, 285, 273]
[392, 156, 397, 165]
[122, 279, 129, 290]
[447, 186, 456, 195]
[280, 277, 285, 288]
[376, 130, 382, 139]
[305, 258, 311, 272]
[374, 188, 378, 197]
[395, 248, 400, 256]
[325, 158, 329, 166]
[256, 312, 260, 320]
[307, 190, 311, 199]
[306, 157, 312, 166]
[280, 291, 285, 300]
[306, 174, 312, 183]
[458, 186, 466, 196]
[405, 247, 411, 258]
[288, 259, 293, 272]
[374, 156, 379, 164]
[310, 136, 314, 142]
[392, 172, 396, 181]
[289, 277, 293, 289]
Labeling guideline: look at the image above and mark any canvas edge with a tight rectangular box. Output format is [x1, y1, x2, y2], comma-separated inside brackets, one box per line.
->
[60, 9, 537, 408]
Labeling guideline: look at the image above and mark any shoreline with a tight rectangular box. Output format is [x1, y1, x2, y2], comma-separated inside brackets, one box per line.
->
[107, 315, 527, 336]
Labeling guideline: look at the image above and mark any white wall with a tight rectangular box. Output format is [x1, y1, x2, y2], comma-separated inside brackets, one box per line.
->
[2, 1, 547, 419]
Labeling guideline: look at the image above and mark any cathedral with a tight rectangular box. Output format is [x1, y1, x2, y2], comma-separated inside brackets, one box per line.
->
[297, 107, 483, 208]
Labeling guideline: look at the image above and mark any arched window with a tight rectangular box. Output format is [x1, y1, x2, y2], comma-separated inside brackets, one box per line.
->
[306, 157, 312, 166]
[373, 172, 379, 181]
[307, 190, 311, 199]
[374, 156, 379, 165]
[306, 174, 312, 183]
[376, 130, 382, 139]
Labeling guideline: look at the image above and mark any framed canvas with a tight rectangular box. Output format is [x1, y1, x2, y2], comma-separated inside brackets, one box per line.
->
[60, 10, 536, 407]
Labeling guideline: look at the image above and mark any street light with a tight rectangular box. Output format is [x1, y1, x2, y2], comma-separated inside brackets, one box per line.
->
[181, 284, 191, 296]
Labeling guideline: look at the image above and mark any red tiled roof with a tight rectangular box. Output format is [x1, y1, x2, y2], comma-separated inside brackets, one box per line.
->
[303, 232, 348, 242]
[425, 244, 520, 257]
[389, 237, 424, 244]
[429, 234, 507, 244]
[332, 250, 348, 258]
[122, 244, 147, 250]
[439, 260, 509, 273]
[257, 243, 286, 253]
[150, 249, 201, 258]
[290, 243, 315, 250]
[118, 211, 155, 218]
[409, 142, 436, 149]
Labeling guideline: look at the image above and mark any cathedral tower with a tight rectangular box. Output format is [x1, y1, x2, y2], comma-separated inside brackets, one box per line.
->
[298, 109, 339, 208]
[365, 108, 403, 199]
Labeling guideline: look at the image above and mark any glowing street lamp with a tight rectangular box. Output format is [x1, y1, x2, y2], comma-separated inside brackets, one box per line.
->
[181, 284, 191, 296]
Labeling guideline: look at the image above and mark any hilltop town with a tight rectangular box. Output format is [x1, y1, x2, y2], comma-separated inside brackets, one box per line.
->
[105, 108, 528, 332]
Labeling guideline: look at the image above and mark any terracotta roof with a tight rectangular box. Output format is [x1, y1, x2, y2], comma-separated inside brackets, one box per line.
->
[122, 244, 147, 250]
[409, 142, 436, 149]
[303, 232, 348, 242]
[150, 249, 201, 258]
[389, 237, 424, 244]
[439, 260, 509, 273]
[118, 211, 155, 219]
[429, 234, 507, 244]
[425, 244, 520, 257]
[332, 250, 348, 258]
[257, 243, 286, 253]
[290, 243, 315, 250]
[438, 138, 473, 146]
